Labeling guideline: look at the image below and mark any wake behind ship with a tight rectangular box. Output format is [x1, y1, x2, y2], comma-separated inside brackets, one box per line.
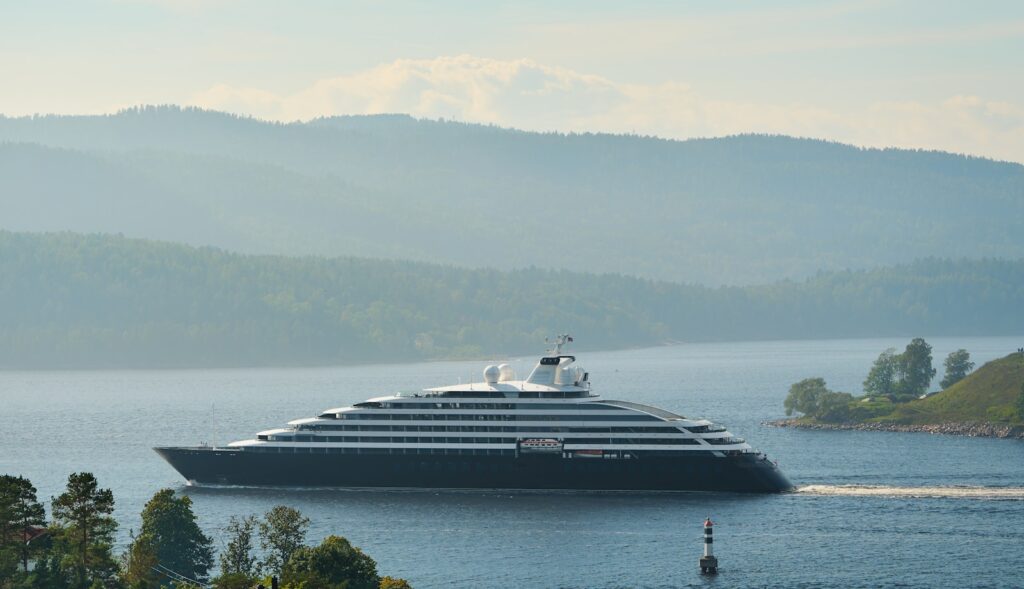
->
[156, 336, 792, 493]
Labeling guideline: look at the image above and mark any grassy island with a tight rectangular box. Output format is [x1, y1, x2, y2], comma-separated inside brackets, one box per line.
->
[776, 350, 1024, 438]
[882, 352, 1024, 426]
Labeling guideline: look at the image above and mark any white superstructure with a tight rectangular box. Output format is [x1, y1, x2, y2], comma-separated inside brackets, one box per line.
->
[226, 336, 755, 459]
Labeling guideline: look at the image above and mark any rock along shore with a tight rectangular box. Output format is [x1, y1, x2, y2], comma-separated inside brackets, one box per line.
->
[764, 419, 1024, 439]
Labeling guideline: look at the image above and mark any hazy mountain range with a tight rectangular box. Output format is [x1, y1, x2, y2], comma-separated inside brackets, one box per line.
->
[3, 105, 1022, 286]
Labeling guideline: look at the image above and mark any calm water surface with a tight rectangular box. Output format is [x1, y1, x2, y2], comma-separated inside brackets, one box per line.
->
[3, 336, 1024, 588]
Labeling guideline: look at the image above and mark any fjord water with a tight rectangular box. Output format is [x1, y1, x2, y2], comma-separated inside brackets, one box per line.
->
[3, 337, 1024, 588]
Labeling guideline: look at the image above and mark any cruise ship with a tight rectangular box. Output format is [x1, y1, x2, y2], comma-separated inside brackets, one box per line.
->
[156, 337, 792, 493]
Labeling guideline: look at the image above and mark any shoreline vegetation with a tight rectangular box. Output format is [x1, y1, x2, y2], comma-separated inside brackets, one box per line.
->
[0, 472, 412, 589]
[2, 231, 1024, 369]
[773, 342, 1024, 439]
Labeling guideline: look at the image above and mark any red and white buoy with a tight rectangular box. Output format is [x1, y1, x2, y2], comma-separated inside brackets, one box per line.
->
[699, 517, 718, 574]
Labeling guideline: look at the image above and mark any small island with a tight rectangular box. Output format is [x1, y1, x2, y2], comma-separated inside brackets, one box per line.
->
[769, 341, 1024, 439]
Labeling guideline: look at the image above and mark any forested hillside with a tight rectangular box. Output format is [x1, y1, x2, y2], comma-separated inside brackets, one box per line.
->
[1, 231, 1022, 368]
[2, 106, 1022, 285]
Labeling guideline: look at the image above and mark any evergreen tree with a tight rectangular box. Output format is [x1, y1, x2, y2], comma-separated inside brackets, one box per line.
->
[50, 473, 117, 588]
[21, 547, 65, 589]
[940, 349, 974, 389]
[218, 515, 257, 578]
[0, 475, 46, 574]
[137, 489, 214, 584]
[258, 506, 309, 577]
[895, 338, 936, 401]
[863, 348, 899, 398]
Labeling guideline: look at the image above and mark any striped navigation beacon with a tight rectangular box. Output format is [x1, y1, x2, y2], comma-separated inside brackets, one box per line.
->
[699, 517, 718, 574]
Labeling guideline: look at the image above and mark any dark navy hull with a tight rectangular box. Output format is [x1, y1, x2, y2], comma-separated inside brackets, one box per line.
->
[155, 447, 793, 493]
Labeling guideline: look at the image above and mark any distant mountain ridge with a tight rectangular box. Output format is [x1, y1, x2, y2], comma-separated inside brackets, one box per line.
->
[2, 106, 1023, 285]
[1, 230, 1022, 368]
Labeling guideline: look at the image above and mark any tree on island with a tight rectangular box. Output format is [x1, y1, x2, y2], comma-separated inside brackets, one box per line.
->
[862, 339, 937, 402]
[135, 488, 214, 584]
[50, 472, 119, 588]
[784, 378, 854, 423]
[864, 348, 899, 398]
[896, 338, 936, 400]
[0, 475, 46, 574]
[940, 349, 974, 389]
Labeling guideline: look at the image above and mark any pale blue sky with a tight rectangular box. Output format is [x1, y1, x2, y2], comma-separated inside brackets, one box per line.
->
[1, 0, 1022, 161]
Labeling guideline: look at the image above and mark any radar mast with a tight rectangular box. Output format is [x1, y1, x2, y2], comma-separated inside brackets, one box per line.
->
[546, 334, 574, 355]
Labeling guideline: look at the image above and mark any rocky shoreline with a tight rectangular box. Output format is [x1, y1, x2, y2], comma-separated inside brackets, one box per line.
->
[764, 419, 1024, 439]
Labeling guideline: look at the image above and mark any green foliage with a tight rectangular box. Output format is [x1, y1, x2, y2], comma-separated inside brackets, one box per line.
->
[50, 473, 117, 588]
[258, 507, 309, 577]
[784, 378, 854, 423]
[863, 348, 898, 398]
[1017, 370, 1024, 421]
[861, 339, 937, 402]
[120, 531, 159, 588]
[282, 536, 379, 589]
[137, 489, 213, 584]
[874, 353, 1024, 425]
[2, 232, 1024, 368]
[845, 397, 896, 422]
[16, 547, 65, 589]
[0, 547, 15, 585]
[895, 338, 936, 401]
[209, 572, 258, 589]
[0, 475, 46, 575]
[941, 349, 975, 389]
[218, 515, 257, 579]
[785, 378, 829, 417]
[816, 391, 855, 423]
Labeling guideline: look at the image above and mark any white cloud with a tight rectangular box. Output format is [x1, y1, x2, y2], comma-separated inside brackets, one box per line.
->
[190, 55, 1024, 163]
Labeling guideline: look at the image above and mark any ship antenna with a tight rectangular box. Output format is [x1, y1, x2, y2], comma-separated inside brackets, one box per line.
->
[548, 334, 573, 355]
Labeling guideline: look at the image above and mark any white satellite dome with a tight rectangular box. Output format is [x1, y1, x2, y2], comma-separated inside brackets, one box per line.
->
[483, 365, 500, 384]
[497, 363, 514, 382]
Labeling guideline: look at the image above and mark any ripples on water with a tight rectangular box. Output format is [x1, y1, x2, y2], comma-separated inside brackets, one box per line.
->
[2, 336, 1024, 588]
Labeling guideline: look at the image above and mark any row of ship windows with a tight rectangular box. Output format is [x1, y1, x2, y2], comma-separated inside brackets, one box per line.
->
[379, 403, 623, 410]
[247, 446, 518, 455]
[411, 391, 592, 399]
[295, 425, 681, 433]
[324, 413, 661, 422]
[241, 447, 725, 458]
[261, 435, 708, 445]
